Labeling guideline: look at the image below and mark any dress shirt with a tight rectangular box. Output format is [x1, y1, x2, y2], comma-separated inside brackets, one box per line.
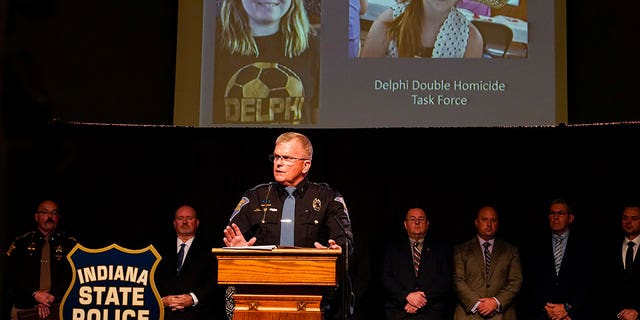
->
[176, 237, 199, 306]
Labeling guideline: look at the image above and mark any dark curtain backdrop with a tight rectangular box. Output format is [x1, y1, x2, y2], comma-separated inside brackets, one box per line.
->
[3, 122, 639, 319]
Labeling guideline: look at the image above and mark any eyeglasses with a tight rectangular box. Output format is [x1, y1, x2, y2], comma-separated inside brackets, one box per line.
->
[548, 211, 568, 216]
[269, 154, 309, 164]
[407, 217, 426, 223]
[37, 210, 59, 215]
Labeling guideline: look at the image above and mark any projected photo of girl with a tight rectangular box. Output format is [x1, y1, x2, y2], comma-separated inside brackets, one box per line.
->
[360, 0, 484, 58]
[213, 0, 320, 125]
[359, 0, 528, 59]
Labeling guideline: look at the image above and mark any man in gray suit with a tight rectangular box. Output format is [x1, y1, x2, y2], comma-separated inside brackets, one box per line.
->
[453, 206, 523, 320]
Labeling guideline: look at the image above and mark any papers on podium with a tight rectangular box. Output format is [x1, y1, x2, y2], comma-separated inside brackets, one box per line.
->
[222, 245, 277, 250]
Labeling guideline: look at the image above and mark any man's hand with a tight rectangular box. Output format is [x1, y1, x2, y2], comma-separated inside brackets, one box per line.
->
[33, 290, 54, 306]
[405, 291, 427, 310]
[223, 223, 256, 247]
[545, 303, 569, 320]
[34, 290, 54, 318]
[477, 297, 498, 317]
[162, 294, 194, 311]
[618, 308, 639, 320]
[37, 303, 50, 318]
[314, 239, 341, 250]
[404, 302, 419, 314]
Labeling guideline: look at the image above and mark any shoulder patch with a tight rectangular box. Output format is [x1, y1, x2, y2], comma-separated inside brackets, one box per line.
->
[5, 242, 16, 256]
[230, 197, 250, 221]
[334, 196, 349, 217]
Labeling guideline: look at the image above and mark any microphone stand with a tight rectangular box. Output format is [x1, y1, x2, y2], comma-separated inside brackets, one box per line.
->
[333, 214, 353, 320]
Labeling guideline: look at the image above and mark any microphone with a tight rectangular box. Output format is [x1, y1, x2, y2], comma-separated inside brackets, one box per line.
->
[332, 213, 354, 319]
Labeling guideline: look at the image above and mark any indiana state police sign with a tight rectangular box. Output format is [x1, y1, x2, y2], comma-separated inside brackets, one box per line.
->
[60, 243, 163, 320]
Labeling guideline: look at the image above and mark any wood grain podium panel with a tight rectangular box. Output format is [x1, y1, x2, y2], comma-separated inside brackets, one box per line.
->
[233, 294, 322, 320]
[212, 247, 342, 320]
[213, 248, 340, 286]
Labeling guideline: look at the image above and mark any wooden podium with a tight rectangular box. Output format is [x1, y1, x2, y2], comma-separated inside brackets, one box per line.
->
[212, 247, 342, 320]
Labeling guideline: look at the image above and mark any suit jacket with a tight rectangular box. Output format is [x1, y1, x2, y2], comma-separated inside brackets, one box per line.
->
[519, 230, 593, 320]
[602, 236, 640, 319]
[453, 237, 522, 320]
[381, 234, 453, 320]
[154, 232, 218, 320]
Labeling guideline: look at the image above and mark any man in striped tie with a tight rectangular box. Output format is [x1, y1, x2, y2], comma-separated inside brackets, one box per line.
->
[453, 205, 522, 320]
[518, 198, 593, 320]
[381, 207, 453, 320]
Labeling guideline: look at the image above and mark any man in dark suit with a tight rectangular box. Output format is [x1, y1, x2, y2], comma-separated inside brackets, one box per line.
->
[381, 207, 453, 320]
[154, 205, 219, 320]
[603, 204, 640, 320]
[519, 198, 593, 320]
[453, 205, 522, 320]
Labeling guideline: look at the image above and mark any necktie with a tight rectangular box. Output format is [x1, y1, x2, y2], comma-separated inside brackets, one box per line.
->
[279, 186, 296, 246]
[413, 241, 421, 276]
[625, 241, 635, 271]
[40, 237, 51, 290]
[553, 237, 564, 275]
[483, 242, 491, 276]
[176, 243, 186, 274]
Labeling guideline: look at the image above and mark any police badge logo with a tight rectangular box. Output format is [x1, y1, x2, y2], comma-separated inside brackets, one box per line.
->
[313, 198, 321, 212]
[61, 243, 163, 320]
[230, 197, 250, 221]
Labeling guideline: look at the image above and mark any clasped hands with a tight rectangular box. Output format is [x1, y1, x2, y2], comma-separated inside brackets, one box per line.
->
[545, 303, 571, 320]
[405, 291, 426, 314]
[617, 308, 639, 320]
[34, 290, 54, 318]
[162, 294, 194, 311]
[475, 297, 499, 317]
[223, 223, 341, 249]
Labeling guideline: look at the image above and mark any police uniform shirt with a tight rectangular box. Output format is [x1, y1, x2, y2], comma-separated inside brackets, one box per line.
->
[6, 230, 78, 308]
[229, 179, 353, 251]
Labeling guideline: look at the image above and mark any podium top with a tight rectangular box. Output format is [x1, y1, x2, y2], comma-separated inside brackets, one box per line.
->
[212, 247, 342, 255]
[213, 247, 341, 286]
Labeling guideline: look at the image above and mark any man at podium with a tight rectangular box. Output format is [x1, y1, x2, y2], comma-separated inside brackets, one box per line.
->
[223, 131, 354, 319]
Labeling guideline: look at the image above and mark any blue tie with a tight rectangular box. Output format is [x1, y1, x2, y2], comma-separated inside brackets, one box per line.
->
[279, 186, 296, 246]
[176, 243, 186, 274]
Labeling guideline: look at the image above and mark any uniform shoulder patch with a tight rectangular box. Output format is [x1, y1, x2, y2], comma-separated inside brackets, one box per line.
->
[334, 196, 349, 216]
[5, 242, 16, 256]
[230, 197, 250, 221]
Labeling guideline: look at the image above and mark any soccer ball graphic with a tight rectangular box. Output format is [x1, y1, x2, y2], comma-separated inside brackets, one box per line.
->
[225, 62, 304, 99]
